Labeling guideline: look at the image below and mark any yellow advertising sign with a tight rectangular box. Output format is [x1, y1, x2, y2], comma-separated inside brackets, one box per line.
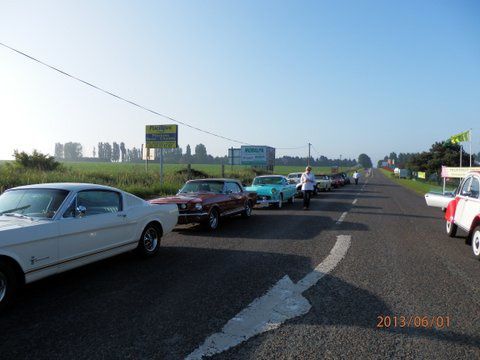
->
[417, 172, 426, 179]
[146, 125, 178, 148]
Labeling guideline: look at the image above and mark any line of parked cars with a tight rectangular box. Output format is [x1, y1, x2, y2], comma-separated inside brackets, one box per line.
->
[287, 171, 350, 196]
[425, 170, 480, 260]
[0, 172, 352, 310]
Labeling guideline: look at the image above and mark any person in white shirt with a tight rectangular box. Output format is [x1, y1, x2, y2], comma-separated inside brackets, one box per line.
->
[300, 166, 316, 210]
[353, 170, 360, 185]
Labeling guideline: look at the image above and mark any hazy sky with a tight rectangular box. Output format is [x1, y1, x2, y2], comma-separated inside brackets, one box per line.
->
[1, 0, 479, 163]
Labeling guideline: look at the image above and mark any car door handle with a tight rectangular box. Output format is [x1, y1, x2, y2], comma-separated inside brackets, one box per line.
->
[117, 213, 127, 217]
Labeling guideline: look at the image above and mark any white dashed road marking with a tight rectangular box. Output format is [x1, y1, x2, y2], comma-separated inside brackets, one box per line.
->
[336, 212, 348, 225]
[352, 199, 358, 205]
[186, 235, 352, 360]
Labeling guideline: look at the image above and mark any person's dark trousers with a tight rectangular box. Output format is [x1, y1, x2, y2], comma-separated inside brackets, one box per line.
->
[303, 190, 312, 208]
[355, 178, 359, 185]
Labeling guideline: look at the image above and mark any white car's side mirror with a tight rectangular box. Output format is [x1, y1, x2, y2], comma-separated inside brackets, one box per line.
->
[76, 206, 87, 218]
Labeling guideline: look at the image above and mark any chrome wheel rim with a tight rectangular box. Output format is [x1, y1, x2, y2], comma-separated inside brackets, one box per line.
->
[209, 212, 218, 228]
[245, 203, 252, 216]
[473, 231, 480, 257]
[0, 272, 7, 303]
[143, 228, 158, 252]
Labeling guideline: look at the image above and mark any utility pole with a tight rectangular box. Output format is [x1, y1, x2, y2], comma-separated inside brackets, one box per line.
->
[308, 143, 311, 166]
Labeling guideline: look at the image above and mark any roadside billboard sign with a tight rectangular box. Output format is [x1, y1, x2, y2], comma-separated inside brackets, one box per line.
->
[417, 172, 426, 179]
[240, 146, 275, 167]
[441, 166, 480, 178]
[146, 125, 178, 148]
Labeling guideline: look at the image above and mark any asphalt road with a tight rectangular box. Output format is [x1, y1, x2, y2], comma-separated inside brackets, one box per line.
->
[1, 170, 479, 359]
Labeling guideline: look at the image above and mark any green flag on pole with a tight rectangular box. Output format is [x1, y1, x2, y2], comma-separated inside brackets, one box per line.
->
[450, 130, 470, 144]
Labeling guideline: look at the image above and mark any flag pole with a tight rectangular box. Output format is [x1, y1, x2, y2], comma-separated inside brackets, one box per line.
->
[469, 129, 472, 167]
[460, 144, 463, 167]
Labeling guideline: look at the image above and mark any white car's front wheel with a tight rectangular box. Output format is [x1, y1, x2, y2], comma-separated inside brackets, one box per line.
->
[471, 226, 480, 260]
[137, 223, 162, 257]
[446, 220, 457, 238]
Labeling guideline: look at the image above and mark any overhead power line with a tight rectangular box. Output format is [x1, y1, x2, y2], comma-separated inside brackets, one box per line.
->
[0, 41, 310, 152]
[0, 42, 251, 145]
[276, 145, 308, 150]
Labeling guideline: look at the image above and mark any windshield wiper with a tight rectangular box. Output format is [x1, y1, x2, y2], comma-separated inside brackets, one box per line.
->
[2, 213, 34, 221]
[0, 205, 31, 215]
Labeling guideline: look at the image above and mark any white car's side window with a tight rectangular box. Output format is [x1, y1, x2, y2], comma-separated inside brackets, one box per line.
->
[77, 191, 122, 216]
[63, 190, 122, 217]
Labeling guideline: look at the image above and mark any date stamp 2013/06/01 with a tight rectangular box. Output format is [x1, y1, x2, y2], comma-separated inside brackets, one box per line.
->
[376, 315, 451, 329]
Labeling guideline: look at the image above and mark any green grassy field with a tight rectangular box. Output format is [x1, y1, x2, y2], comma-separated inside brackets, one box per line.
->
[0, 161, 356, 198]
[379, 168, 453, 195]
[63, 162, 350, 176]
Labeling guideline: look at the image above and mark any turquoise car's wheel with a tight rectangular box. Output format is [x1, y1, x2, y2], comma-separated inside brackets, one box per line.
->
[276, 194, 283, 208]
[288, 194, 294, 204]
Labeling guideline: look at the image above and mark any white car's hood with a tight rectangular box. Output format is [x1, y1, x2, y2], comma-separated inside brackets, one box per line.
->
[0, 216, 55, 247]
[0, 216, 48, 230]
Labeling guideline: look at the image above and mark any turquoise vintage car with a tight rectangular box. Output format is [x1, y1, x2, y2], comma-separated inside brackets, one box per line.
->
[245, 175, 297, 208]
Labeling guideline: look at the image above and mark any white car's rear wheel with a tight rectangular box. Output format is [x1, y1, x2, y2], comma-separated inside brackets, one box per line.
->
[471, 226, 480, 260]
[137, 223, 162, 257]
[446, 220, 457, 238]
[0, 260, 17, 311]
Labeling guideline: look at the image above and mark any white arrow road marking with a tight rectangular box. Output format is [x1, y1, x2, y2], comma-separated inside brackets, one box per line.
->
[186, 235, 352, 360]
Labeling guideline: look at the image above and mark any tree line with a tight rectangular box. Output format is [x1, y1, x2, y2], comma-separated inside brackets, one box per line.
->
[378, 141, 479, 177]
[53, 141, 364, 166]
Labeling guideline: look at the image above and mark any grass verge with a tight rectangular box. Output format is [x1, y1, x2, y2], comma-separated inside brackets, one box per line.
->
[379, 169, 450, 196]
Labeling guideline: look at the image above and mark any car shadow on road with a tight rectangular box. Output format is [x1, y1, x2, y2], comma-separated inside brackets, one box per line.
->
[322, 193, 389, 200]
[175, 213, 369, 240]
[350, 210, 440, 220]
[0, 247, 324, 360]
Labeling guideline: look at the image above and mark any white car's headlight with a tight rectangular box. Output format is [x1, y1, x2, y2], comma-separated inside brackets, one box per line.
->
[180, 204, 187, 210]
[195, 203, 203, 210]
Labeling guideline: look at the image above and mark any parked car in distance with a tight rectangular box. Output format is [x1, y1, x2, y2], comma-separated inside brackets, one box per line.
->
[246, 175, 296, 208]
[331, 173, 345, 188]
[149, 179, 256, 230]
[315, 174, 333, 192]
[287, 172, 302, 185]
[0, 183, 178, 310]
[340, 172, 351, 185]
[443, 172, 480, 259]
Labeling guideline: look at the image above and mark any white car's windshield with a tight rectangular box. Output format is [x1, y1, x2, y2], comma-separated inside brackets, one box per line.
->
[0, 189, 69, 219]
[179, 181, 224, 194]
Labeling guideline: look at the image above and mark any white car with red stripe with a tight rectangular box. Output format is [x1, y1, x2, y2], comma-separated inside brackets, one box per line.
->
[444, 172, 480, 259]
[0, 183, 178, 310]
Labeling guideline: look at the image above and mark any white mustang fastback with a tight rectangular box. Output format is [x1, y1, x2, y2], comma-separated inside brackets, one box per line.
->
[0, 183, 178, 310]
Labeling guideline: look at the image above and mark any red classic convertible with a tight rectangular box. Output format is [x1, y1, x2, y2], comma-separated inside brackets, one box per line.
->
[149, 179, 257, 230]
